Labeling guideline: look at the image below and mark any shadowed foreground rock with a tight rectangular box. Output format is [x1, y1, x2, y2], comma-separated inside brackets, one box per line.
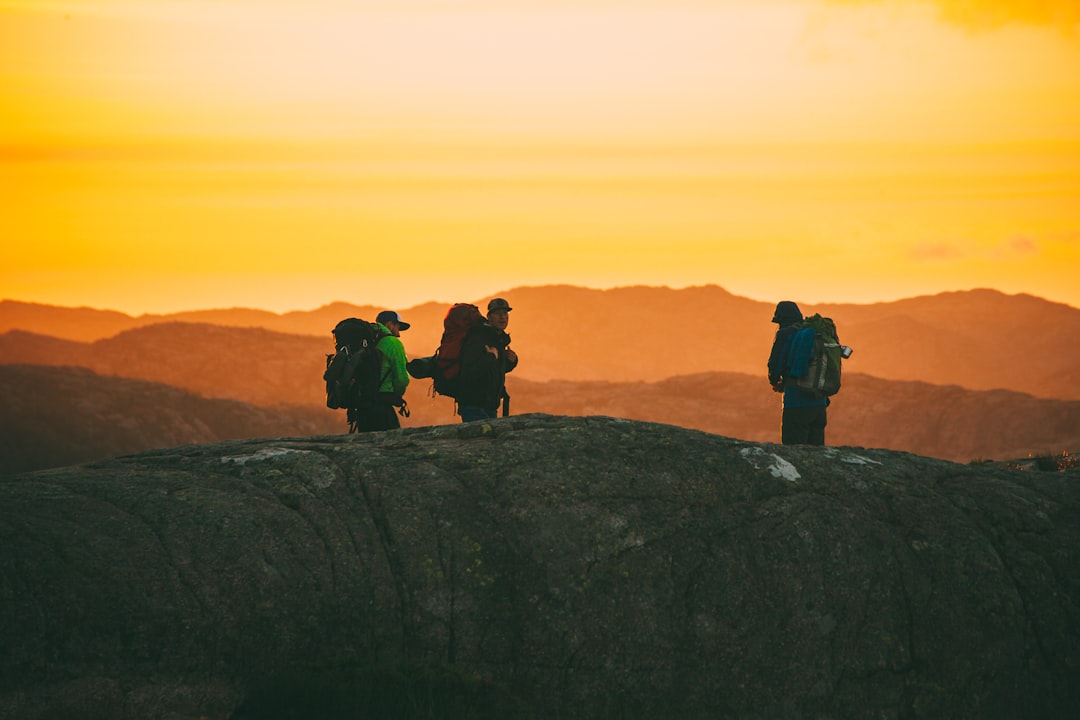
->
[1, 414, 1078, 719]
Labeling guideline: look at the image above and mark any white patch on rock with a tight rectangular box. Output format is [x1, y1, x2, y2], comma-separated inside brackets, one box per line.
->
[823, 448, 883, 466]
[739, 447, 801, 483]
[220, 447, 309, 466]
[841, 453, 882, 466]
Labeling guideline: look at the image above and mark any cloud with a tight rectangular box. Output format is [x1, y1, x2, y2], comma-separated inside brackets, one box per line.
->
[824, 0, 1080, 30]
[1002, 235, 1039, 256]
[910, 242, 968, 262]
[911, 235, 1043, 263]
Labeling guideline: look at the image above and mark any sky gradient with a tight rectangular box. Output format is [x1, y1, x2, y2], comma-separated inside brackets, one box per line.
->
[3, 0, 1079, 313]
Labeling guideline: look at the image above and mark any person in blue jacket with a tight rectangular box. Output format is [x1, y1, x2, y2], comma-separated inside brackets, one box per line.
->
[767, 300, 828, 445]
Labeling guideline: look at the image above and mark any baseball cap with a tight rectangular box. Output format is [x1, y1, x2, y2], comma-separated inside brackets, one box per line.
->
[487, 298, 512, 313]
[375, 310, 410, 331]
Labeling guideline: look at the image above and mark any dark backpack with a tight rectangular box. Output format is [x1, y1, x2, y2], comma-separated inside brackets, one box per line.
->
[323, 318, 387, 410]
[406, 303, 485, 400]
[786, 314, 843, 399]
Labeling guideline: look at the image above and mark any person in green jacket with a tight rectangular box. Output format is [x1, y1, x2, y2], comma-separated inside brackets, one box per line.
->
[353, 310, 411, 432]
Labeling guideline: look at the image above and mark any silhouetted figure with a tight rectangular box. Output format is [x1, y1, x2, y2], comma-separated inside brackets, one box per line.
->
[457, 298, 518, 422]
[767, 301, 829, 445]
[353, 310, 411, 432]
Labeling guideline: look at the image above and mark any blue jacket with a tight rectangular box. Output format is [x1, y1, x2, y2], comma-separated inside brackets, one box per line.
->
[768, 323, 828, 409]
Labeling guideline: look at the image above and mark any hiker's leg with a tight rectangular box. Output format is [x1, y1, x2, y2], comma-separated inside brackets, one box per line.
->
[352, 405, 381, 433]
[381, 404, 401, 430]
[459, 405, 496, 423]
[807, 407, 827, 446]
[781, 407, 811, 445]
[352, 403, 398, 432]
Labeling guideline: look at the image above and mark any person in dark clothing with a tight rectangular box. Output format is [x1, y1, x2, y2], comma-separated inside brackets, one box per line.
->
[352, 310, 411, 432]
[457, 298, 519, 422]
[767, 300, 829, 445]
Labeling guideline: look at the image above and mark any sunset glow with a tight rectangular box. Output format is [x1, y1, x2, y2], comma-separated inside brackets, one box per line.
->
[3, 0, 1079, 313]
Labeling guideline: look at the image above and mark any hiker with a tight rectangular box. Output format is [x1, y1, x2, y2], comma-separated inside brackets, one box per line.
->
[456, 298, 519, 422]
[353, 310, 411, 432]
[767, 300, 829, 445]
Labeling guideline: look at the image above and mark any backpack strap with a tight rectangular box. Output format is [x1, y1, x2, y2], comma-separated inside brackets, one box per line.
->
[373, 330, 400, 400]
[339, 344, 369, 383]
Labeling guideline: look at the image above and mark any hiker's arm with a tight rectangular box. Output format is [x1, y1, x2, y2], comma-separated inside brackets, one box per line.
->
[461, 331, 499, 383]
[384, 337, 410, 395]
[766, 330, 788, 389]
[504, 347, 518, 373]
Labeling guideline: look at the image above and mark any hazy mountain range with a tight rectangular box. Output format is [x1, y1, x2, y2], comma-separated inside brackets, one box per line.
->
[4, 285, 1078, 398]
[2, 285, 1078, 473]
[0, 364, 339, 476]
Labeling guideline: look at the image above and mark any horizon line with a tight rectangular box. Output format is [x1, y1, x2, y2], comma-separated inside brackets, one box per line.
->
[2, 283, 1075, 317]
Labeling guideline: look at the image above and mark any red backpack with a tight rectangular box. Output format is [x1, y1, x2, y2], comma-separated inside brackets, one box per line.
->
[406, 303, 485, 399]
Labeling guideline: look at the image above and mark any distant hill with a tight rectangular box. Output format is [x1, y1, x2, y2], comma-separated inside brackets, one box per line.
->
[814, 289, 1080, 398]
[506, 372, 1080, 464]
[3, 285, 1078, 399]
[0, 298, 410, 342]
[4, 363, 1077, 473]
[0, 323, 463, 430]
[0, 365, 339, 475]
[0, 324, 329, 408]
[0, 302, 144, 343]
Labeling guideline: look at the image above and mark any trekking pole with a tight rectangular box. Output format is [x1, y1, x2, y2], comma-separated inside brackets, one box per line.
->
[502, 391, 510, 418]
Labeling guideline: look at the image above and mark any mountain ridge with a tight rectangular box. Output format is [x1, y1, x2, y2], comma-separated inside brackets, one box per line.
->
[4, 363, 1078, 474]
[0, 364, 340, 475]
[4, 284, 1076, 341]
[4, 283, 1078, 399]
[4, 284, 1077, 472]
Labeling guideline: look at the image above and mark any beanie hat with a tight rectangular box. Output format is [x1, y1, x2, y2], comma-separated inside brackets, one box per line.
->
[771, 301, 803, 325]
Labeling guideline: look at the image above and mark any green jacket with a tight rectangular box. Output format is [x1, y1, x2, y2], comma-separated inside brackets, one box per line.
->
[373, 323, 410, 396]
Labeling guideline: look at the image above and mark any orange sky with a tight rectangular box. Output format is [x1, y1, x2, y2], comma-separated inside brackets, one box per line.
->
[2, 0, 1079, 314]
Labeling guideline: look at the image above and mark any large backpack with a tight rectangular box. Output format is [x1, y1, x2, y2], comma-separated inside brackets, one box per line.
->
[323, 318, 387, 411]
[406, 303, 485, 400]
[786, 314, 843, 399]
